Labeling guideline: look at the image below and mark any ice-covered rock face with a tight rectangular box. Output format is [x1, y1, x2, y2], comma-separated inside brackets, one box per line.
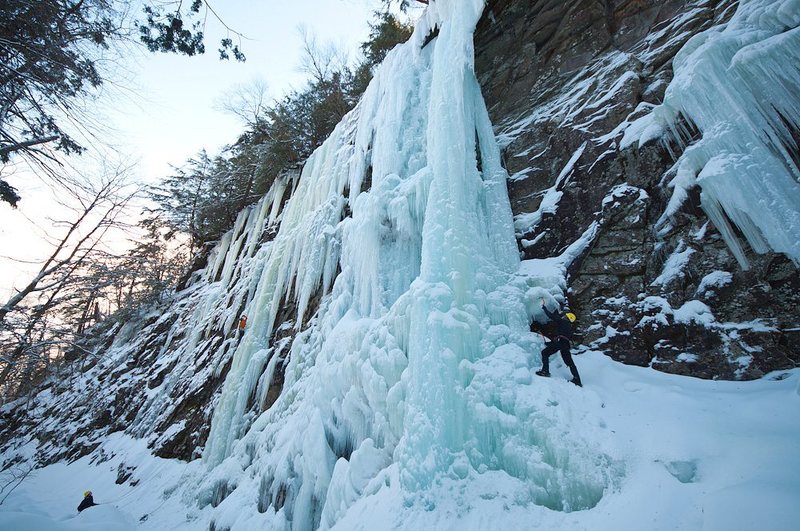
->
[4, 1, 800, 530]
[624, 0, 800, 269]
[198, 1, 615, 529]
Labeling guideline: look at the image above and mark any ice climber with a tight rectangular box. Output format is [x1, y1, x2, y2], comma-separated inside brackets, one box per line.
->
[77, 490, 98, 512]
[238, 315, 247, 331]
[534, 298, 582, 387]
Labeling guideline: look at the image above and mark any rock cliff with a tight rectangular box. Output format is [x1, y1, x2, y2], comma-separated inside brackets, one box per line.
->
[475, 0, 800, 379]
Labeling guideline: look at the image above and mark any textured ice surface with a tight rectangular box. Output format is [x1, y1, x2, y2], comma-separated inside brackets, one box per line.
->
[5, 2, 800, 530]
[625, 0, 800, 268]
[664, 459, 698, 483]
[196, 1, 616, 529]
[9, 358, 800, 531]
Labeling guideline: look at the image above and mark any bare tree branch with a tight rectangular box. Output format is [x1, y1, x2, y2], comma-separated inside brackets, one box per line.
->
[0, 168, 137, 323]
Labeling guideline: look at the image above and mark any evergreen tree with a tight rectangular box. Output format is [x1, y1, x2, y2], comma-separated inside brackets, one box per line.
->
[352, 12, 414, 95]
[138, 0, 245, 61]
[362, 12, 414, 67]
[0, 0, 113, 168]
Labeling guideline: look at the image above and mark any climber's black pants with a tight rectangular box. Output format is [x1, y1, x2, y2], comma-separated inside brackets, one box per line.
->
[541, 338, 581, 381]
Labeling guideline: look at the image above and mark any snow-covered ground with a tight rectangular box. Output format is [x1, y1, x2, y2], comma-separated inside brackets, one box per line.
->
[2, 355, 798, 531]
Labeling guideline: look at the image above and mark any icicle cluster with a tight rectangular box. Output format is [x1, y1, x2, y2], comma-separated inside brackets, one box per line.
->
[124, 176, 294, 441]
[623, 0, 800, 269]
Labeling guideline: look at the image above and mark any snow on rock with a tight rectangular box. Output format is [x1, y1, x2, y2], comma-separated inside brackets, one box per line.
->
[696, 270, 734, 297]
[601, 183, 649, 209]
[3, 1, 800, 530]
[497, 51, 643, 148]
[674, 300, 716, 326]
[514, 142, 586, 237]
[650, 241, 696, 288]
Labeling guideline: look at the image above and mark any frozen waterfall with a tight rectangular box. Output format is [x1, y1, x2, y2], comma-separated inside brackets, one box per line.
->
[198, 0, 614, 529]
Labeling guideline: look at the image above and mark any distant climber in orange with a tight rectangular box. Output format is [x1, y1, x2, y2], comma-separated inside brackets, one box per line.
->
[238, 315, 248, 331]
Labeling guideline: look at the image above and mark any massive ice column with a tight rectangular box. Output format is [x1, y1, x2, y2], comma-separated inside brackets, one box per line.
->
[394, 0, 520, 491]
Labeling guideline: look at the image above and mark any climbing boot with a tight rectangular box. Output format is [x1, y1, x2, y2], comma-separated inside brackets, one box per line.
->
[570, 378, 582, 387]
[535, 369, 550, 377]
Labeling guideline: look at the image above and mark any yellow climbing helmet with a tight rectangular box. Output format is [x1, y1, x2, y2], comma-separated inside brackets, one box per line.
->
[565, 312, 577, 323]
[84, 490, 92, 497]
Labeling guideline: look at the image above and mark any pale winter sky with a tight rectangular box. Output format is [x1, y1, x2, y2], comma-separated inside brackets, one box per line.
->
[111, 0, 391, 182]
[0, 0, 420, 299]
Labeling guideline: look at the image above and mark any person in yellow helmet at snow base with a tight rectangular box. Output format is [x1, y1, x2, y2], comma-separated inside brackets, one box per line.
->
[77, 490, 98, 512]
[534, 298, 582, 387]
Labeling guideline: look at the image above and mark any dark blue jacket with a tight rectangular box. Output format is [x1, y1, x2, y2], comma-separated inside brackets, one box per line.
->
[542, 306, 573, 340]
[78, 495, 97, 512]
